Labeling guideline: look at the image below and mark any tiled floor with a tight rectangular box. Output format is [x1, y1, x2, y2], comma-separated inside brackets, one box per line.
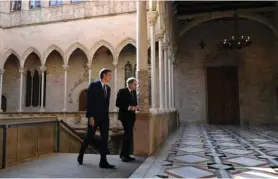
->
[130, 124, 278, 178]
[0, 154, 145, 178]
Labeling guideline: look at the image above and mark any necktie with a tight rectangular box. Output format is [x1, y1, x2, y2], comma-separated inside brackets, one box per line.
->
[103, 85, 107, 99]
[131, 91, 134, 100]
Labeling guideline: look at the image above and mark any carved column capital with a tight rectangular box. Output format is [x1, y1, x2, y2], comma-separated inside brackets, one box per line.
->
[0, 69, 5, 74]
[162, 42, 169, 50]
[87, 63, 92, 68]
[148, 11, 158, 25]
[157, 28, 165, 40]
[63, 64, 69, 71]
[40, 65, 47, 72]
[18, 68, 25, 73]
[113, 63, 118, 68]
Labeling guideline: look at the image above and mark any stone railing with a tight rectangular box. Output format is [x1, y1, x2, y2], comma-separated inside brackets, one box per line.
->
[0, 111, 122, 129]
[0, 1, 137, 28]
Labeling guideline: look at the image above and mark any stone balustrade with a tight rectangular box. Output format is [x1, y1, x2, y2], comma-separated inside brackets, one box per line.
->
[0, 1, 137, 28]
[0, 111, 122, 129]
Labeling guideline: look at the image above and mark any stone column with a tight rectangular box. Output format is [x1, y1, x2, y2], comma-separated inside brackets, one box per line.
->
[157, 29, 165, 111]
[171, 61, 175, 110]
[148, 10, 158, 112]
[113, 63, 118, 111]
[62, 65, 69, 112]
[39, 65, 47, 112]
[168, 50, 172, 110]
[0, 69, 4, 112]
[136, 1, 149, 113]
[87, 63, 92, 86]
[18, 68, 24, 112]
[163, 41, 169, 111]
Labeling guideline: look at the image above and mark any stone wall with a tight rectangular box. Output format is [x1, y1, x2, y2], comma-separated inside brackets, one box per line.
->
[0, 1, 137, 28]
[175, 19, 278, 125]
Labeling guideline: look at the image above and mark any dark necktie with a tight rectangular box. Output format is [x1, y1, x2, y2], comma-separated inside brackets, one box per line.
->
[103, 85, 107, 99]
[131, 91, 134, 100]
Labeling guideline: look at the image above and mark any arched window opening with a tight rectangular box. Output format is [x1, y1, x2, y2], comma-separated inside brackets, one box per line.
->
[10, 0, 22, 11]
[125, 61, 133, 87]
[32, 69, 40, 107]
[25, 70, 32, 107]
[1, 95, 7, 112]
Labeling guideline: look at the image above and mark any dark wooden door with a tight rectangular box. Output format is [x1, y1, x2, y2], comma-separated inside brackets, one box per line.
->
[207, 66, 240, 125]
[79, 89, 87, 111]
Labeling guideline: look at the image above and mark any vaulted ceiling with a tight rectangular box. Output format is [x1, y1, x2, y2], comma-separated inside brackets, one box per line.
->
[173, 1, 277, 15]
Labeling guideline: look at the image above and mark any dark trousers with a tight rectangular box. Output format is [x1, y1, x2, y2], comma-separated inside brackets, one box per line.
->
[79, 115, 110, 158]
[120, 118, 135, 156]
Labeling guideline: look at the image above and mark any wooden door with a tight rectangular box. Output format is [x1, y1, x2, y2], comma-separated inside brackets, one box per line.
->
[207, 66, 240, 125]
[79, 89, 87, 111]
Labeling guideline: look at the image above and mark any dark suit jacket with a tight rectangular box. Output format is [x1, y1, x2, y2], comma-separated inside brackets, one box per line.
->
[86, 80, 110, 119]
[116, 88, 137, 121]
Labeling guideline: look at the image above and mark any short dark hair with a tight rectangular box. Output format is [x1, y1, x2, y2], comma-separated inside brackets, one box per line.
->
[99, 68, 112, 79]
[126, 77, 136, 86]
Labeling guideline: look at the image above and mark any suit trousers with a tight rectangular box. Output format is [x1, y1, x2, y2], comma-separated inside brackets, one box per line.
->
[79, 115, 110, 156]
[120, 117, 135, 156]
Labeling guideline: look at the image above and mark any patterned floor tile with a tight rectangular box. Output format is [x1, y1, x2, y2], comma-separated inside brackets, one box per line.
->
[218, 142, 241, 147]
[177, 146, 205, 153]
[226, 157, 268, 167]
[172, 154, 209, 164]
[165, 166, 216, 178]
[222, 148, 253, 155]
[232, 169, 278, 178]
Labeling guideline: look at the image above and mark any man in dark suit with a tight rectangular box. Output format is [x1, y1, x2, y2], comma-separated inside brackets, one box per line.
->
[116, 77, 138, 162]
[77, 68, 115, 169]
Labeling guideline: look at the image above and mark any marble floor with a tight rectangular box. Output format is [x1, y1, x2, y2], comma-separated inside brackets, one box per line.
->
[130, 124, 278, 178]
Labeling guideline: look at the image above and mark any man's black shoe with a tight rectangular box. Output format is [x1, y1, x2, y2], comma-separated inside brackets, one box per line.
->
[77, 155, 83, 165]
[120, 155, 130, 162]
[99, 162, 116, 169]
[127, 156, 136, 161]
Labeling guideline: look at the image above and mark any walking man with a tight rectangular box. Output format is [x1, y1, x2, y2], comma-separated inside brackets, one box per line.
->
[116, 77, 138, 162]
[77, 68, 115, 169]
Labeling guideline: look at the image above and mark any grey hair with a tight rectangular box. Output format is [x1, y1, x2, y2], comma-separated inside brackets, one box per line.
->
[126, 77, 137, 87]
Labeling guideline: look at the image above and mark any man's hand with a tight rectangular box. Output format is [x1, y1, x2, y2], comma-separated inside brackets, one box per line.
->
[135, 105, 139, 110]
[89, 117, 94, 126]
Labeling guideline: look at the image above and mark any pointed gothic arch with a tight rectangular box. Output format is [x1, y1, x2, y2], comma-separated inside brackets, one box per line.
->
[22, 47, 42, 67]
[65, 42, 89, 65]
[89, 40, 116, 64]
[44, 45, 65, 64]
[1, 49, 21, 68]
[115, 38, 136, 64]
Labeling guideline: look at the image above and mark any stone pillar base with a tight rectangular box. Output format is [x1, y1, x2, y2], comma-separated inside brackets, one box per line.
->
[62, 109, 67, 112]
[149, 108, 159, 114]
[133, 111, 178, 156]
[39, 108, 45, 112]
[17, 109, 23, 113]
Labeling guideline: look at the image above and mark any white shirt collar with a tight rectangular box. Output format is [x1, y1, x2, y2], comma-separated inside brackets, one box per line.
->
[100, 80, 106, 87]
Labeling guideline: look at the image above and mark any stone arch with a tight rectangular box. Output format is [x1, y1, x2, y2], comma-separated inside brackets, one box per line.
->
[179, 12, 277, 37]
[115, 38, 136, 64]
[44, 45, 65, 64]
[89, 40, 116, 64]
[1, 49, 21, 69]
[65, 42, 89, 65]
[22, 47, 42, 67]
